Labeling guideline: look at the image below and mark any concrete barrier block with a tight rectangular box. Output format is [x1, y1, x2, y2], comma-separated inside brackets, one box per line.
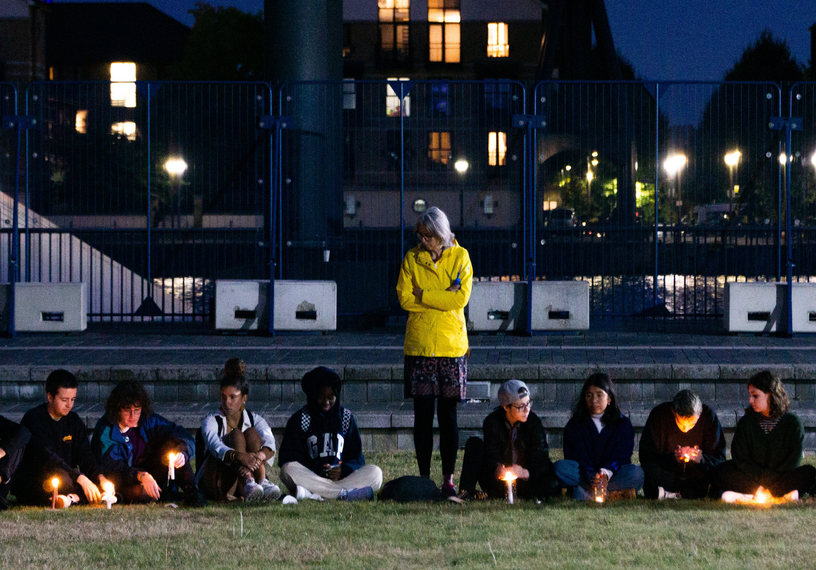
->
[14, 282, 87, 332]
[790, 283, 816, 333]
[466, 282, 526, 332]
[724, 282, 779, 333]
[215, 280, 337, 331]
[531, 281, 589, 331]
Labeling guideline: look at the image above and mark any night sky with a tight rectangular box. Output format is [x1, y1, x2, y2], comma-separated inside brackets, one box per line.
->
[66, 0, 816, 80]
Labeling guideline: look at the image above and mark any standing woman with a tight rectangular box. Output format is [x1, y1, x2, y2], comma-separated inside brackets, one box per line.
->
[397, 207, 472, 497]
[714, 371, 816, 501]
[554, 373, 644, 500]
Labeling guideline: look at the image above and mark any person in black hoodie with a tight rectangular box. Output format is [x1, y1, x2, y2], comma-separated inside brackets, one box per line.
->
[458, 380, 558, 500]
[553, 373, 643, 501]
[13, 370, 109, 506]
[639, 390, 726, 499]
[278, 367, 382, 501]
[0, 416, 30, 510]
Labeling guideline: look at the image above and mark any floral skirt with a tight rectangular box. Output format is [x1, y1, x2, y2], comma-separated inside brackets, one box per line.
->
[404, 355, 467, 401]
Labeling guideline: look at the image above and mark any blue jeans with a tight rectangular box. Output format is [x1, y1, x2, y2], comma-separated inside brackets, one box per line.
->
[553, 459, 644, 501]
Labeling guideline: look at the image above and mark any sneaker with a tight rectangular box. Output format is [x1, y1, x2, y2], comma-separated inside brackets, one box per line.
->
[657, 487, 681, 500]
[457, 489, 488, 501]
[607, 488, 637, 501]
[339, 487, 374, 501]
[183, 487, 207, 508]
[295, 485, 324, 501]
[259, 480, 282, 502]
[243, 480, 265, 503]
[441, 482, 458, 498]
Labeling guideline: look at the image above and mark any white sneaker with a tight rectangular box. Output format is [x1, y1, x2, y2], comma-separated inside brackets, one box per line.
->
[243, 479, 265, 503]
[295, 485, 324, 501]
[260, 479, 281, 501]
[721, 491, 753, 503]
[657, 487, 681, 500]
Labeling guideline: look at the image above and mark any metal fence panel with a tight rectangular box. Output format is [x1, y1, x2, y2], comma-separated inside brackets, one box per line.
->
[23, 81, 272, 321]
[534, 81, 782, 319]
[0, 83, 18, 286]
[790, 83, 816, 282]
[278, 80, 526, 319]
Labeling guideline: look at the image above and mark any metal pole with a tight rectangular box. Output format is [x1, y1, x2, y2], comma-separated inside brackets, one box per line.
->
[785, 124, 794, 337]
[400, 81, 405, 262]
[146, 83, 152, 298]
[653, 83, 659, 307]
[9, 119, 22, 336]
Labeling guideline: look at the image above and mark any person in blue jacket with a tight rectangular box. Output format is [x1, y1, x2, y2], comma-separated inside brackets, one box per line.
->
[92, 380, 205, 507]
[278, 367, 382, 501]
[554, 373, 643, 500]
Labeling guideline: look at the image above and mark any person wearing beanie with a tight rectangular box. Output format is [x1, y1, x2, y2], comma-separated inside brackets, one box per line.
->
[457, 380, 558, 501]
[13, 369, 109, 506]
[278, 367, 382, 501]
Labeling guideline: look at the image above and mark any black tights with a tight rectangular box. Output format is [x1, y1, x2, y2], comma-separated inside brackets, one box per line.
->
[414, 397, 459, 478]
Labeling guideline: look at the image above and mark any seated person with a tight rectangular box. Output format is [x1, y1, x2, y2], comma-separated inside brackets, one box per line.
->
[713, 371, 816, 502]
[14, 370, 110, 506]
[458, 380, 558, 501]
[198, 372, 281, 502]
[278, 367, 382, 501]
[0, 416, 30, 511]
[640, 389, 726, 499]
[554, 373, 644, 501]
[92, 380, 205, 507]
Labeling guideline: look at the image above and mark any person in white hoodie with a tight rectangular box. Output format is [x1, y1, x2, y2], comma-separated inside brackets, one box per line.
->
[198, 365, 280, 502]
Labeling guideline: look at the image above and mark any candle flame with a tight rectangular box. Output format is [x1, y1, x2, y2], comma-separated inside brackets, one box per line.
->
[595, 496, 605, 503]
[754, 487, 770, 505]
[102, 481, 115, 495]
[51, 477, 60, 490]
[501, 472, 518, 483]
[683, 454, 690, 463]
[168, 452, 176, 462]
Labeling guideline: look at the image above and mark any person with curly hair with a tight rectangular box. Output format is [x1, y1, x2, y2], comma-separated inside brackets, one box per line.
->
[714, 370, 816, 501]
[92, 380, 205, 507]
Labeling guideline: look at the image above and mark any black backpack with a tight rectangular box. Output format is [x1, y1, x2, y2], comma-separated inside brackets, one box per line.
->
[379, 476, 443, 502]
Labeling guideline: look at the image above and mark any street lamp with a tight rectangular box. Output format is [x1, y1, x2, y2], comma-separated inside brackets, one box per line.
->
[455, 158, 468, 226]
[664, 154, 686, 225]
[724, 149, 740, 217]
[164, 157, 187, 229]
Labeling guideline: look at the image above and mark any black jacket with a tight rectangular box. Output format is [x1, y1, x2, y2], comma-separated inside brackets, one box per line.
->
[482, 408, 553, 482]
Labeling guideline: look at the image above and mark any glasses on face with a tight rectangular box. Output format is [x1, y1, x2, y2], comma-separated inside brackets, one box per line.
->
[510, 401, 533, 411]
[416, 231, 436, 242]
[121, 407, 142, 416]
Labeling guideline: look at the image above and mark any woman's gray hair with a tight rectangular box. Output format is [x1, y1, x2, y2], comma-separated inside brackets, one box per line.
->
[671, 389, 703, 418]
[415, 206, 455, 248]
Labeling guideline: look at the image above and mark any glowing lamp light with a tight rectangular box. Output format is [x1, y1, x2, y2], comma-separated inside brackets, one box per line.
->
[663, 154, 687, 177]
[586, 170, 594, 183]
[164, 158, 188, 177]
[810, 151, 816, 169]
[501, 471, 518, 504]
[724, 150, 741, 167]
[779, 153, 790, 165]
[101, 481, 117, 509]
[565, 165, 572, 171]
[454, 159, 469, 173]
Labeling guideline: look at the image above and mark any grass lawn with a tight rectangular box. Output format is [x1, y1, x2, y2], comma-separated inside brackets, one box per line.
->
[3, 452, 816, 569]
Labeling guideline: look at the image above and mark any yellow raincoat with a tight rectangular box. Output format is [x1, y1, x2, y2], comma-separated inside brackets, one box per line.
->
[396, 240, 472, 358]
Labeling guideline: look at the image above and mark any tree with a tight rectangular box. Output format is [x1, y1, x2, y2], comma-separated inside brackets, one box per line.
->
[723, 30, 803, 82]
[170, 3, 264, 80]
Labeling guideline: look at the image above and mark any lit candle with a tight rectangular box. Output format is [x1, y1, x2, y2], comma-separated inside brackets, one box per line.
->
[51, 478, 59, 509]
[168, 452, 176, 482]
[501, 471, 517, 505]
[101, 481, 116, 509]
[754, 487, 770, 505]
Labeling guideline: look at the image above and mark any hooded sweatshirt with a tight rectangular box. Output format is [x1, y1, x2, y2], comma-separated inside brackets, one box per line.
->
[278, 367, 365, 478]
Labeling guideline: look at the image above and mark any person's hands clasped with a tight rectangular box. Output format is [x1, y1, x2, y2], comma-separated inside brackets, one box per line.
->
[322, 464, 342, 481]
[236, 451, 263, 472]
[412, 286, 423, 302]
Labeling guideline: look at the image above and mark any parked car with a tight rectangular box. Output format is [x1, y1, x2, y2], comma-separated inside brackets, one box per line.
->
[543, 208, 577, 228]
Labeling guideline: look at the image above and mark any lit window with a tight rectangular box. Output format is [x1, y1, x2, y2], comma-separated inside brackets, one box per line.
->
[428, 0, 460, 63]
[110, 62, 136, 108]
[386, 77, 410, 117]
[343, 79, 356, 110]
[75, 110, 88, 134]
[487, 23, 509, 58]
[379, 0, 410, 63]
[111, 122, 137, 141]
[428, 131, 451, 166]
[488, 132, 507, 166]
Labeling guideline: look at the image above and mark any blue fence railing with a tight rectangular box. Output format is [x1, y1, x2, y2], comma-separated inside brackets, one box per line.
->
[0, 80, 814, 329]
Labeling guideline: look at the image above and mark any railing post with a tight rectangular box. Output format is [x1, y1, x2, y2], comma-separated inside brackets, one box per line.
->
[259, 114, 292, 336]
[512, 114, 546, 335]
[769, 115, 802, 337]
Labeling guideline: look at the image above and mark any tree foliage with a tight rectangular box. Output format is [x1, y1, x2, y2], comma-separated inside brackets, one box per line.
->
[170, 3, 264, 80]
[723, 29, 803, 82]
